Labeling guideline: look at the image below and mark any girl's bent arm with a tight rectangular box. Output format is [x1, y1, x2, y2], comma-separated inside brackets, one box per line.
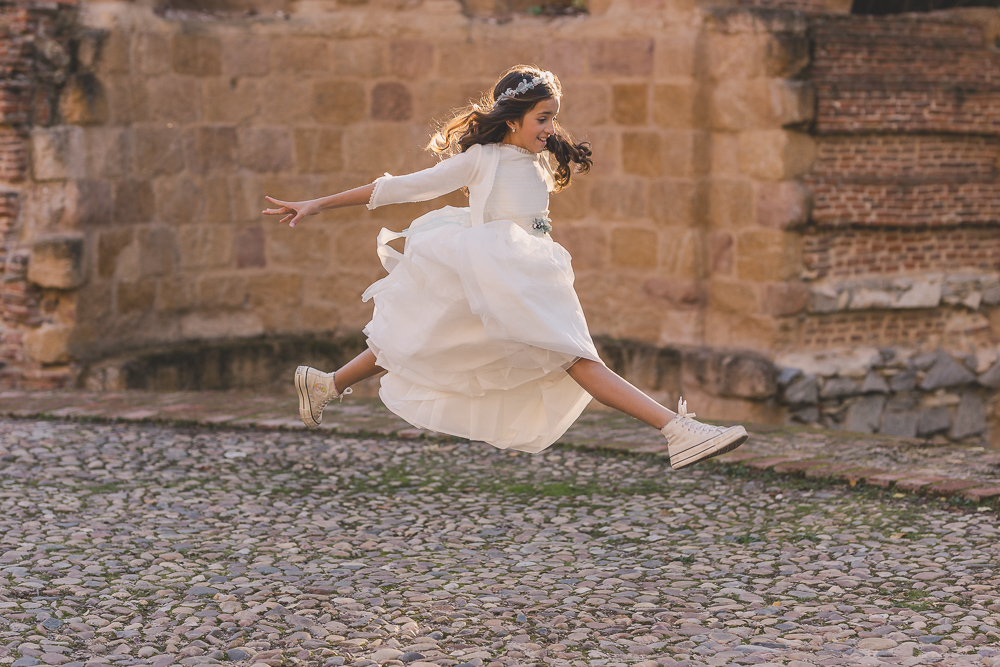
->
[263, 183, 376, 227]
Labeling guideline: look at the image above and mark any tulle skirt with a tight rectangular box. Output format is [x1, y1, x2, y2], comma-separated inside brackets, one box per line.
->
[362, 206, 601, 453]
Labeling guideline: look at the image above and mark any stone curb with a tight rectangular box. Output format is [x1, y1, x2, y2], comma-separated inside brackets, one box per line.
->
[2, 389, 999, 509]
[707, 453, 1000, 507]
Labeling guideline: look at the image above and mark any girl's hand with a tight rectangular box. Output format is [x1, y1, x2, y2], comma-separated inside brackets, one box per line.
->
[262, 196, 317, 227]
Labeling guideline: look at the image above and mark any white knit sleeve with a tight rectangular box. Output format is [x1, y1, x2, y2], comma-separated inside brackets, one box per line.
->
[366, 145, 480, 210]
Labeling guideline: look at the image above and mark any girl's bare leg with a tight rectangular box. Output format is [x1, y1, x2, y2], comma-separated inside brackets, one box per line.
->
[333, 348, 384, 391]
[567, 358, 674, 429]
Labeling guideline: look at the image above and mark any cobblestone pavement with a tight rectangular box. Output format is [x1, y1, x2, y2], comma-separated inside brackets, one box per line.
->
[2, 391, 1000, 504]
[1, 417, 999, 667]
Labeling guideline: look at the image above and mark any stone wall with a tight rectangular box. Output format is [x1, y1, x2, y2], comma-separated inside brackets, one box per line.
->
[3, 0, 1000, 447]
[2, 0, 815, 411]
[0, 2, 81, 389]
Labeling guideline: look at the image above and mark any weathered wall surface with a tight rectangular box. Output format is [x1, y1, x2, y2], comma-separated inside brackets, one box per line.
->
[3, 0, 1000, 446]
[781, 11, 1000, 444]
[2, 0, 813, 418]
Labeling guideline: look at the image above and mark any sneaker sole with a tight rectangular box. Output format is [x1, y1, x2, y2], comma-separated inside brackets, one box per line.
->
[294, 366, 321, 428]
[669, 425, 748, 470]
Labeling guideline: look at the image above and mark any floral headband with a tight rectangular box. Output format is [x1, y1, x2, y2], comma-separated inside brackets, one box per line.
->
[495, 71, 555, 103]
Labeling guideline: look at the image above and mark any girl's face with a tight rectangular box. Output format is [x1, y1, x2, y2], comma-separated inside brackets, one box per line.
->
[505, 96, 560, 153]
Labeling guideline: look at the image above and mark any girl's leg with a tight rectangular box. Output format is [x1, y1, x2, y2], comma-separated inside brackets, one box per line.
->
[566, 358, 674, 429]
[295, 347, 384, 428]
[332, 348, 384, 391]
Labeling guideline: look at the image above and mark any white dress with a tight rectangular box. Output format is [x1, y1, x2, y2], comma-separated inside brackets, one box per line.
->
[361, 142, 601, 453]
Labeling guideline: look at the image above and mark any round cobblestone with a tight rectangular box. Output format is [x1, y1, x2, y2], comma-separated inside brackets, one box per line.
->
[0, 419, 998, 666]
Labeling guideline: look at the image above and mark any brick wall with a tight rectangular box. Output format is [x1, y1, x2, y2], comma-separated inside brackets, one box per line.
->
[802, 12, 1000, 333]
[0, 2, 79, 389]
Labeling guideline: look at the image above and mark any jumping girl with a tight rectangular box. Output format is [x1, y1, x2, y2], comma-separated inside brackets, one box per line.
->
[263, 65, 748, 469]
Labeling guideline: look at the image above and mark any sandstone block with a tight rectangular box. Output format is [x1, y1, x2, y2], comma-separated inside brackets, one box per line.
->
[271, 36, 329, 73]
[116, 277, 156, 314]
[703, 311, 788, 350]
[202, 78, 260, 124]
[610, 227, 658, 269]
[558, 81, 610, 127]
[154, 176, 201, 225]
[104, 74, 150, 125]
[181, 312, 264, 341]
[761, 280, 808, 316]
[652, 83, 697, 129]
[96, 28, 130, 75]
[543, 40, 589, 78]
[709, 79, 814, 131]
[84, 127, 130, 179]
[708, 179, 754, 229]
[708, 231, 733, 275]
[654, 30, 696, 78]
[735, 228, 800, 281]
[659, 227, 703, 279]
[764, 33, 810, 77]
[157, 276, 196, 313]
[178, 224, 233, 270]
[23, 323, 73, 365]
[238, 127, 294, 173]
[235, 225, 266, 269]
[60, 73, 109, 125]
[554, 224, 608, 269]
[622, 131, 663, 177]
[371, 82, 413, 122]
[389, 41, 433, 80]
[756, 181, 812, 229]
[171, 34, 222, 76]
[28, 235, 86, 290]
[31, 126, 84, 181]
[198, 275, 248, 310]
[642, 277, 705, 308]
[313, 80, 366, 125]
[248, 272, 303, 308]
[342, 125, 423, 175]
[612, 84, 648, 126]
[590, 180, 646, 221]
[267, 223, 332, 271]
[139, 226, 179, 278]
[148, 76, 201, 123]
[703, 33, 766, 80]
[183, 126, 238, 174]
[131, 124, 184, 177]
[738, 130, 816, 181]
[648, 179, 695, 227]
[113, 180, 155, 224]
[135, 32, 170, 76]
[589, 39, 654, 76]
[222, 35, 270, 77]
[331, 40, 385, 78]
[709, 279, 758, 315]
[97, 228, 133, 279]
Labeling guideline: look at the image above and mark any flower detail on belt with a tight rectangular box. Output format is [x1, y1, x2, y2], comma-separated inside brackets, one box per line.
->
[531, 217, 552, 234]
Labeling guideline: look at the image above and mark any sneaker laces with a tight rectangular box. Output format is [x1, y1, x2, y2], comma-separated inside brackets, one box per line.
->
[671, 397, 724, 435]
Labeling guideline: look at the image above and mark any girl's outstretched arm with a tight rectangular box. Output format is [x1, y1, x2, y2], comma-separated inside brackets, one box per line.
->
[262, 182, 376, 227]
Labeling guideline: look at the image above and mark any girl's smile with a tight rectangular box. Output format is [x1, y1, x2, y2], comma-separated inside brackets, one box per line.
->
[505, 96, 561, 153]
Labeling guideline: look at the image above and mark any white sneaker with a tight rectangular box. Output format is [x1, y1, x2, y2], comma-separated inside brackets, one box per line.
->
[294, 366, 352, 428]
[661, 397, 748, 470]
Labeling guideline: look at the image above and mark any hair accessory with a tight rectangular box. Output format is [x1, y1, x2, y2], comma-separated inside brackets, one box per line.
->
[496, 71, 555, 103]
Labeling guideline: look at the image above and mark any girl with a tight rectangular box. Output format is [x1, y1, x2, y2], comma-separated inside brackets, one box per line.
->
[263, 66, 747, 469]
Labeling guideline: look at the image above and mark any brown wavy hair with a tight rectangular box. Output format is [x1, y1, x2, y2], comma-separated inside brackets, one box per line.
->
[427, 65, 592, 192]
